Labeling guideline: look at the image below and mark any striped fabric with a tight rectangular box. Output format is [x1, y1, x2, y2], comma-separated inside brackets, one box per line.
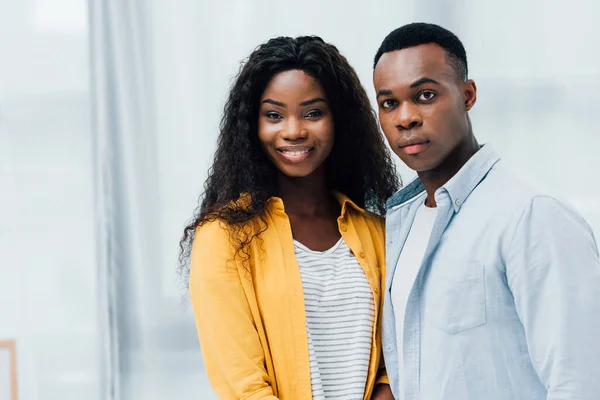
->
[294, 238, 375, 400]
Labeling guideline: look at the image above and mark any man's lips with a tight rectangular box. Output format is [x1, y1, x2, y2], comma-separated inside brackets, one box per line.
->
[399, 140, 430, 155]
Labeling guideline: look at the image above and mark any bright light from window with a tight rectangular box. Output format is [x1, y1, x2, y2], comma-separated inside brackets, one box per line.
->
[30, 0, 87, 33]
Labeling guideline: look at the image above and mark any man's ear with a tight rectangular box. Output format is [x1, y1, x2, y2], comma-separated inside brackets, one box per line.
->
[464, 79, 477, 111]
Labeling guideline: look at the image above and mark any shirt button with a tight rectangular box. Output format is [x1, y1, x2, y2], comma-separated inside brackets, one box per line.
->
[455, 199, 461, 206]
[359, 252, 365, 258]
[341, 226, 347, 232]
[374, 288, 379, 294]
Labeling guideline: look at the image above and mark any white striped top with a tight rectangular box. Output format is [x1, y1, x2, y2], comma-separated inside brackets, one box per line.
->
[294, 237, 375, 400]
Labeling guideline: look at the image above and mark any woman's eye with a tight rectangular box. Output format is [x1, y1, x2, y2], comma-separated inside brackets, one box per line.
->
[266, 112, 282, 120]
[306, 110, 323, 119]
[418, 91, 436, 102]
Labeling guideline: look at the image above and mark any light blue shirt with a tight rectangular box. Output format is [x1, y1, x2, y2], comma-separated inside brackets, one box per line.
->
[383, 145, 600, 400]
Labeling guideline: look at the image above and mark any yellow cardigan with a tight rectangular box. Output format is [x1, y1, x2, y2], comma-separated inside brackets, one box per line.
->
[189, 193, 389, 400]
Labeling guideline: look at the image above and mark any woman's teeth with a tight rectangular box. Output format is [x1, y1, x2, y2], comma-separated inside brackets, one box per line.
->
[281, 149, 309, 156]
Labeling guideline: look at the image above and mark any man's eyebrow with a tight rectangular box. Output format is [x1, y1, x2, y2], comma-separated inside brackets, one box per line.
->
[376, 90, 393, 98]
[410, 77, 440, 88]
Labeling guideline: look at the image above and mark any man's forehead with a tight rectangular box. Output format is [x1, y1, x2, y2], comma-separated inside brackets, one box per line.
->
[374, 44, 452, 84]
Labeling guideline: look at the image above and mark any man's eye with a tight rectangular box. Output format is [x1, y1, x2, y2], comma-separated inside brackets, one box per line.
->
[418, 91, 436, 102]
[381, 100, 397, 109]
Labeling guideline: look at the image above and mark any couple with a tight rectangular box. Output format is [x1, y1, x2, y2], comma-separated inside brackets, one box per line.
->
[180, 23, 600, 400]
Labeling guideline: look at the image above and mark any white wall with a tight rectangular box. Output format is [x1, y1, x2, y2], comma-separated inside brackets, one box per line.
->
[457, 0, 600, 233]
[0, 0, 100, 398]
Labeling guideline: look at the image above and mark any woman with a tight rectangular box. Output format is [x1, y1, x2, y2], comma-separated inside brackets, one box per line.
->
[179, 36, 399, 400]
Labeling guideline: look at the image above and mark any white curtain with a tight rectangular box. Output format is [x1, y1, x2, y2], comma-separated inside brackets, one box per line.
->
[89, 0, 161, 398]
[0, 1, 100, 399]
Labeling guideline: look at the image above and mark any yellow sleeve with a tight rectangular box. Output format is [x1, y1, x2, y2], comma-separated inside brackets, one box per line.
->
[370, 213, 389, 386]
[189, 221, 279, 400]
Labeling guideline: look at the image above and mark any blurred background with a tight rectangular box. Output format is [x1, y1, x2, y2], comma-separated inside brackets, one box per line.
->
[0, 0, 598, 399]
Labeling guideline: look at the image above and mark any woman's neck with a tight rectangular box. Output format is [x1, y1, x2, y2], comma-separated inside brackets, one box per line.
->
[275, 167, 338, 217]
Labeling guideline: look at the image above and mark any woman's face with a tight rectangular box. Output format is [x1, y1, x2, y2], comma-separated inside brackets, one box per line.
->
[258, 69, 335, 179]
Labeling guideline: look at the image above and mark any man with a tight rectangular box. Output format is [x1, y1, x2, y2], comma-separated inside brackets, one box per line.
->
[373, 22, 600, 399]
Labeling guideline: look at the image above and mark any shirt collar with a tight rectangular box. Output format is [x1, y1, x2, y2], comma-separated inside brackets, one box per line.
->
[386, 144, 501, 211]
[268, 191, 365, 217]
[333, 191, 366, 215]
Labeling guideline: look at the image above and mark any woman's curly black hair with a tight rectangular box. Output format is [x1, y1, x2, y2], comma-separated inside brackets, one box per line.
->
[179, 36, 400, 281]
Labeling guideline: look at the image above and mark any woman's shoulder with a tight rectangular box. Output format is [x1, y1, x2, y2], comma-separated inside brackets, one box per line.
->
[194, 216, 263, 243]
[362, 209, 385, 223]
[360, 210, 385, 237]
[193, 219, 234, 251]
[193, 208, 268, 257]
[335, 191, 385, 228]
[343, 206, 385, 244]
[349, 206, 385, 227]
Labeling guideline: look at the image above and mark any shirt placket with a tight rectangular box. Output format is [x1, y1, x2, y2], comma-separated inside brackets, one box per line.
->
[403, 192, 455, 400]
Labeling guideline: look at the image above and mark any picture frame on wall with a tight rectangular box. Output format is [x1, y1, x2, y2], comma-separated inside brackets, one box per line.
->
[0, 340, 17, 400]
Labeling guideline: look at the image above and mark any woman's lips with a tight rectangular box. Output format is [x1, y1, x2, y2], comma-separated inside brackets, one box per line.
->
[277, 147, 313, 163]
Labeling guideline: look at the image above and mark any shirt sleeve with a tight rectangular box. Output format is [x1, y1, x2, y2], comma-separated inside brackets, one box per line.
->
[189, 221, 279, 400]
[507, 196, 600, 399]
[370, 212, 389, 387]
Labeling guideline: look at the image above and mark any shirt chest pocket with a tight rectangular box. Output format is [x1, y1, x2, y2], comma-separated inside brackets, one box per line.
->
[423, 261, 487, 335]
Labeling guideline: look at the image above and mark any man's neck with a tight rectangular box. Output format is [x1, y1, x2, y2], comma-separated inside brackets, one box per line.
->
[418, 138, 480, 208]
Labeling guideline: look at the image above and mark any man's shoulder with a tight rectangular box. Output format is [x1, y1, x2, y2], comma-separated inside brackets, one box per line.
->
[478, 160, 555, 208]
[477, 161, 595, 235]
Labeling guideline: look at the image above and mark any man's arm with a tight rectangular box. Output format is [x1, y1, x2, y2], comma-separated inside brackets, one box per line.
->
[507, 196, 600, 399]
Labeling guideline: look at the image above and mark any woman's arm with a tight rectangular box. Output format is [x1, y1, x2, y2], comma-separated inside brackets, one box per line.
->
[190, 221, 279, 400]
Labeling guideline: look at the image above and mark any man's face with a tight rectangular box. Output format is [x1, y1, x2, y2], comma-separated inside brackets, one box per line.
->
[373, 43, 477, 172]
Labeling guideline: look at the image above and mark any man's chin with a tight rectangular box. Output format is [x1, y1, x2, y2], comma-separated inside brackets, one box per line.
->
[397, 157, 437, 173]
[410, 161, 443, 174]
